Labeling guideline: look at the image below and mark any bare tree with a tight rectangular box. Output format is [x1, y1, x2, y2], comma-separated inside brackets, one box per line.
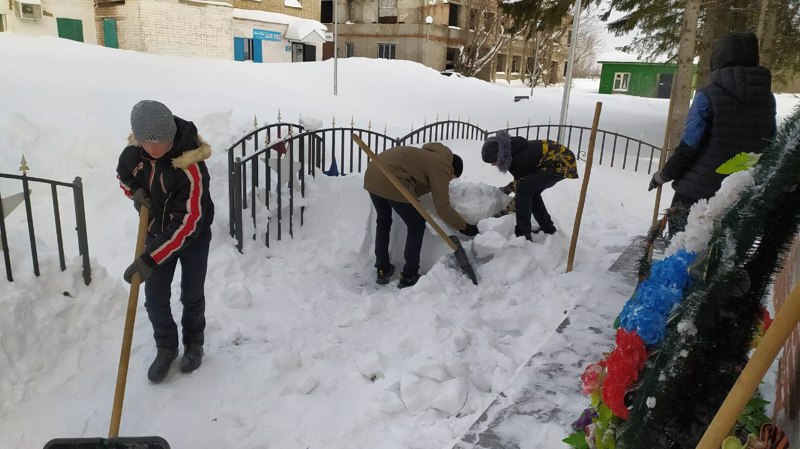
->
[572, 9, 604, 78]
[455, 0, 529, 77]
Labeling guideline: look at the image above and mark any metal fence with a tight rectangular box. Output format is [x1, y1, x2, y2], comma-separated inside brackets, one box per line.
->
[228, 120, 662, 250]
[492, 125, 662, 174]
[0, 172, 91, 284]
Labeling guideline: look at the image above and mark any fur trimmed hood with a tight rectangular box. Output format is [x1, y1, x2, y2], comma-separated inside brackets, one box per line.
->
[481, 130, 513, 173]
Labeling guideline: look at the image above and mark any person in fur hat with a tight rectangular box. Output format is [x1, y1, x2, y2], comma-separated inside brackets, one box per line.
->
[117, 100, 214, 383]
[481, 131, 578, 240]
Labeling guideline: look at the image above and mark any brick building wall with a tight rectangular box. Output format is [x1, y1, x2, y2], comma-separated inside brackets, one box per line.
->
[96, 0, 233, 59]
[232, 0, 321, 22]
[772, 239, 800, 442]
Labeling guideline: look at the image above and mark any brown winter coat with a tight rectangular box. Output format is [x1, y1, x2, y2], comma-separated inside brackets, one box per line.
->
[363, 143, 467, 231]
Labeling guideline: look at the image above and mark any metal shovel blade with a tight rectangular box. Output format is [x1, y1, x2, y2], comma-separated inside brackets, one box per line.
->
[449, 235, 478, 285]
[44, 437, 170, 449]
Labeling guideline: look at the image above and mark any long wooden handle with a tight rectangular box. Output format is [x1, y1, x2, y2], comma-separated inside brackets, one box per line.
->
[696, 282, 800, 449]
[109, 206, 149, 438]
[352, 134, 459, 252]
[566, 102, 602, 273]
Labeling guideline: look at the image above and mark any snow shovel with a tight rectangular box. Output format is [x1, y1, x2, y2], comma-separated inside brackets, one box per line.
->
[43, 207, 171, 449]
[352, 134, 478, 285]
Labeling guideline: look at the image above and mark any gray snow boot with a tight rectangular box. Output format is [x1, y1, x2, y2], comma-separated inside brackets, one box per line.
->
[148, 347, 178, 383]
[180, 344, 203, 373]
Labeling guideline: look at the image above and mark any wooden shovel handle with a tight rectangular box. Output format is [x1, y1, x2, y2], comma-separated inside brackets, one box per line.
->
[352, 134, 458, 252]
[109, 206, 149, 438]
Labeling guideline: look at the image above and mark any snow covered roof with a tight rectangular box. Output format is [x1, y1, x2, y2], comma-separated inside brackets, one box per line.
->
[233, 8, 327, 43]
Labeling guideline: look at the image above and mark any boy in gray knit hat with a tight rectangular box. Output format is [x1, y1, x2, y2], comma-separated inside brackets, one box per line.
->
[117, 100, 215, 383]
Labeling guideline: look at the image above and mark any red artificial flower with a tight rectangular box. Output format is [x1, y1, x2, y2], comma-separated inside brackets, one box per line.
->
[601, 329, 648, 419]
[761, 306, 773, 332]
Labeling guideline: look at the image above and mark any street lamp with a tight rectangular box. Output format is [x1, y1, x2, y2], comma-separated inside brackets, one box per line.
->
[424, 15, 433, 67]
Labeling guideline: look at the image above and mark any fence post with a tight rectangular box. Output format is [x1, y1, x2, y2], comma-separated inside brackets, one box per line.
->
[234, 158, 244, 253]
[228, 145, 235, 237]
[21, 164, 39, 277]
[72, 177, 92, 285]
[0, 185, 12, 282]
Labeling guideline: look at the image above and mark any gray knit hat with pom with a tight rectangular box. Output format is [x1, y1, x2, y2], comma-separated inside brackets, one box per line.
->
[131, 100, 177, 142]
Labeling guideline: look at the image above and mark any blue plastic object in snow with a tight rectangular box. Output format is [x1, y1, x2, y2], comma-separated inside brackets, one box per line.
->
[324, 156, 340, 177]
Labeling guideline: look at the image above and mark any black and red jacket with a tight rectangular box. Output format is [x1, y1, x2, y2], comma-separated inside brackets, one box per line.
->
[116, 117, 214, 266]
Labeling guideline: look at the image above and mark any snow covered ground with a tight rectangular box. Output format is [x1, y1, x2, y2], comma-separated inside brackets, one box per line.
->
[0, 34, 797, 449]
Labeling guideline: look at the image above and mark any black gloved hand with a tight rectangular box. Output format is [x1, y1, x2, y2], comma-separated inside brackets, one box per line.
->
[460, 223, 479, 237]
[124, 256, 155, 284]
[131, 188, 152, 213]
[648, 171, 670, 191]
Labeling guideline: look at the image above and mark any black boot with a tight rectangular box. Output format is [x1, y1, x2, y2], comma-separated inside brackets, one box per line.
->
[180, 344, 203, 373]
[148, 347, 177, 383]
[514, 225, 532, 241]
[376, 264, 395, 285]
[398, 271, 421, 289]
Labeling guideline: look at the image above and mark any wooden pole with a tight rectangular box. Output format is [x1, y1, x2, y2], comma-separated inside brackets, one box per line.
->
[566, 102, 602, 273]
[695, 281, 800, 449]
[109, 207, 149, 438]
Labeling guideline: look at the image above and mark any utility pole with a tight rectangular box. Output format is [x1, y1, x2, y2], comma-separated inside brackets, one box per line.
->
[333, 0, 339, 96]
[557, 0, 581, 143]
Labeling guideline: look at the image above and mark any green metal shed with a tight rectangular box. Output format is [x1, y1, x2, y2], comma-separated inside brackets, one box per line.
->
[599, 61, 696, 98]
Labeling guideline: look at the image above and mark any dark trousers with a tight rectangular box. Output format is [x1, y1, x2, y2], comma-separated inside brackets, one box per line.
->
[515, 172, 563, 234]
[668, 192, 698, 238]
[144, 228, 211, 351]
[369, 193, 426, 275]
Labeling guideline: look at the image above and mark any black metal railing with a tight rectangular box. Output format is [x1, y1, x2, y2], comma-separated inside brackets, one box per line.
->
[229, 127, 398, 250]
[227, 122, 305, 244]
[228, 119, 663, 251]
[0, 173, 91, 284]
[491, 125, 662, 174]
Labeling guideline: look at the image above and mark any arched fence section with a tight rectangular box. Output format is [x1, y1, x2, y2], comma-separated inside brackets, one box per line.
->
[229, 126, 398, 251]
[397, 120, 487, 146]
[227, 122, 305, 242]
[228, 120, 663, 250]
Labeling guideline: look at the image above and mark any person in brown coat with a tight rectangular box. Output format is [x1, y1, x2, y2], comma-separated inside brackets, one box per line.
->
[363, 142, 478, 288]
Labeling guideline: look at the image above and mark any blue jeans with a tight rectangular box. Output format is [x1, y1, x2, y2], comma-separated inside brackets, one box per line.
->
[515, 172, 562, 234]
[369, 193, 426, 275]
[144, 228, 211, 350]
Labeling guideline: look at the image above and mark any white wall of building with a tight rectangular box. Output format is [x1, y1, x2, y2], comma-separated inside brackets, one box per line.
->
[1, 0, 97, 44]
[233, 19, 293, 63]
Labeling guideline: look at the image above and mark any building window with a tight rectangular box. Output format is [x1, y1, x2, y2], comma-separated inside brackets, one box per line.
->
[0, 14, 6, 32]
[345, 42, 354, 58]
[483, 11, 495, 32]
[496, 54, 507, 73]
[511, 55, 521, 73]
[378, 43, 396, 59]
[321, 0, 332, 23]
[613, 72, 630, 91]
[448, 3, 461, 28]
[379, 0, 398, 24]
[468, 9, 478, 31]
[244, 38, 254, 61]
[567, 29, 572, 47]
[446, 47, 459, 70]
